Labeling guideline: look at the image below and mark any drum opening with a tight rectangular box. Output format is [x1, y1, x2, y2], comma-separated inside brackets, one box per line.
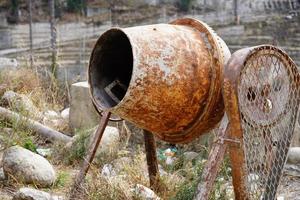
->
[89, 29, 133, 109]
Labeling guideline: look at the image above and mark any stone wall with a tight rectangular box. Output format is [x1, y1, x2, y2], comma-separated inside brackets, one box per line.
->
[0, 29, 12, 50]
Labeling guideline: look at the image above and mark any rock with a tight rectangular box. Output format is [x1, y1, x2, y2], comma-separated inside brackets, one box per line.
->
[0, 167, 6, 181]
[134, 184, 160, 200]
[101, 164, 116, 177]
[112, 157, 132, 172]
[287, 147, 300, 164]
[0, 58, 18, 70]
[36, 148, 52, 157]
[13, 188, 63, 200]
[277, 196, 284, 200]
[69, 126, 120, 163]
[42, 110, 66, 131]
[69, 82, 99, 132]
[183, 151, 199, 162]
[60, 108, 70, 120]
[44, 110, 59, 119]
[220, 182, 234, 200]
[284, 164, 300, 177]
[1, 91, 41, 118]
[87, 126, 120, 155]
[0, 192, 12, 200]
[3, 146, 56, 187]
[43, 117, 65, 131]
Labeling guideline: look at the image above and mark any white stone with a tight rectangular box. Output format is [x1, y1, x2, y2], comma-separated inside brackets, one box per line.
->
[287, 147, 300, 164]
[13, 188, 63, 200]
[87, 126, 120, 154]
[36, 148, 52, 157]
[284, 164, 300, 177]
[1, 91, 41, 118]
[42, 117, 66, 132]
[69, 82, 99, 132]
[134, 184, 160, 200]
[3, 146, 56, 187]
[44, 110, 59, 119]
[0, 58, 18, 70]
[101, 164, 116, 177]
[60, 108, 70, 120]
[0, 192, 12, 200]
[0, 167, 6, 181]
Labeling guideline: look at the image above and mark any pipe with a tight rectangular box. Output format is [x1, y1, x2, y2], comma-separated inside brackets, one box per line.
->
[88, 18, 230, 143]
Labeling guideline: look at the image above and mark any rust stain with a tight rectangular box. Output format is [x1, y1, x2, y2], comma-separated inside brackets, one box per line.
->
[89, 18, 230, 144]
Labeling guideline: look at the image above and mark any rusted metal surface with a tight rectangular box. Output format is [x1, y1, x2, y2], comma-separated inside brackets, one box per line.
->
[223, 47, 250, 200]
[143, 130, 160, 192]
[89, 18, 230, 143]
[194, 115, 229, 200]
[223, 45, 299, 199]
[69, 111, 111, 200]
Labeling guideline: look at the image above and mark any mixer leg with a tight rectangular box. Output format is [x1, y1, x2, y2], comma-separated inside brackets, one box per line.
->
[143, 130, 160, 192]
[194, 116, 229, 200]
[69, 111, 111, 200]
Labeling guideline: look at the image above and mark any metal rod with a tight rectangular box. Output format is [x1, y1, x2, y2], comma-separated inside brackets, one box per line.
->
[143, 129, 160, 192]
[49, 0, 57, 76]
[28, 0, 33, 68]
[234, 0, 239, 24]
[194, 116, 229, 200]
[69, 111, 111, 200]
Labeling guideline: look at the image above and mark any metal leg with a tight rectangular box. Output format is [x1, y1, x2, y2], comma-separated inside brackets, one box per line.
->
[69, 111, 111, 200]
[194, 116, 229, 200]
[143, 129, 160, 192]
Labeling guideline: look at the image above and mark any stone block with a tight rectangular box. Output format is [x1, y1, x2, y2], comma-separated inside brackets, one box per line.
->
[69, 81, 99, 132]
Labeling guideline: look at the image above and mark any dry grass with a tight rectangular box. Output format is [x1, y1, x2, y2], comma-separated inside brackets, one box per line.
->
[0, 68, 232, 200]
[0, 68, 67, 111]
[82, 149, 186, 200]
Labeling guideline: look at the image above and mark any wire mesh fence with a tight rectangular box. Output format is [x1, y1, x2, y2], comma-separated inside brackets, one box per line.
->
[237, 47, 299, 199]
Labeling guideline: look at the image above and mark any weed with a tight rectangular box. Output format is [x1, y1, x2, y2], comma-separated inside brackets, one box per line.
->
[23, 138, 37, 153]
[64, 131, 88, 165]
[54, 171, 71, 188]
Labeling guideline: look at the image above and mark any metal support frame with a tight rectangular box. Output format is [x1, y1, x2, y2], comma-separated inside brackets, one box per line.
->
[69, 111, 111, 200]
[69, 112, 161, 199]
[143, 130, 160, 191]
[194, 116, 229, 200]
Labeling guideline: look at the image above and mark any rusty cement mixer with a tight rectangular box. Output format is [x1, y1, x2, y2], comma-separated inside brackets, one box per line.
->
[88, 18, 231, 144]
[69, 18, 299, 200]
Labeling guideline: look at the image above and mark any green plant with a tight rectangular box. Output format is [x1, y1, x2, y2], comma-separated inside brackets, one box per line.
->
[170, 158, 205, 200]
[23, 138, 37, 153]
[54, 171, 70, 188]
[0, 108, 37, 150]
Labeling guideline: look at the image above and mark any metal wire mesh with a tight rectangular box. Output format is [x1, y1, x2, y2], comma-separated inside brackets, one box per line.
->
[237, 47, 299, 199]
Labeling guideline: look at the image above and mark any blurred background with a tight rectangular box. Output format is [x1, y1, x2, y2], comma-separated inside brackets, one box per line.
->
[0, 0, 299, 86]
[0, 1, 299, 199]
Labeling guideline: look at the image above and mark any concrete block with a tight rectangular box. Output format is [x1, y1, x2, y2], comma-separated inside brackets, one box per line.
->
[69, 81, 99, 132]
